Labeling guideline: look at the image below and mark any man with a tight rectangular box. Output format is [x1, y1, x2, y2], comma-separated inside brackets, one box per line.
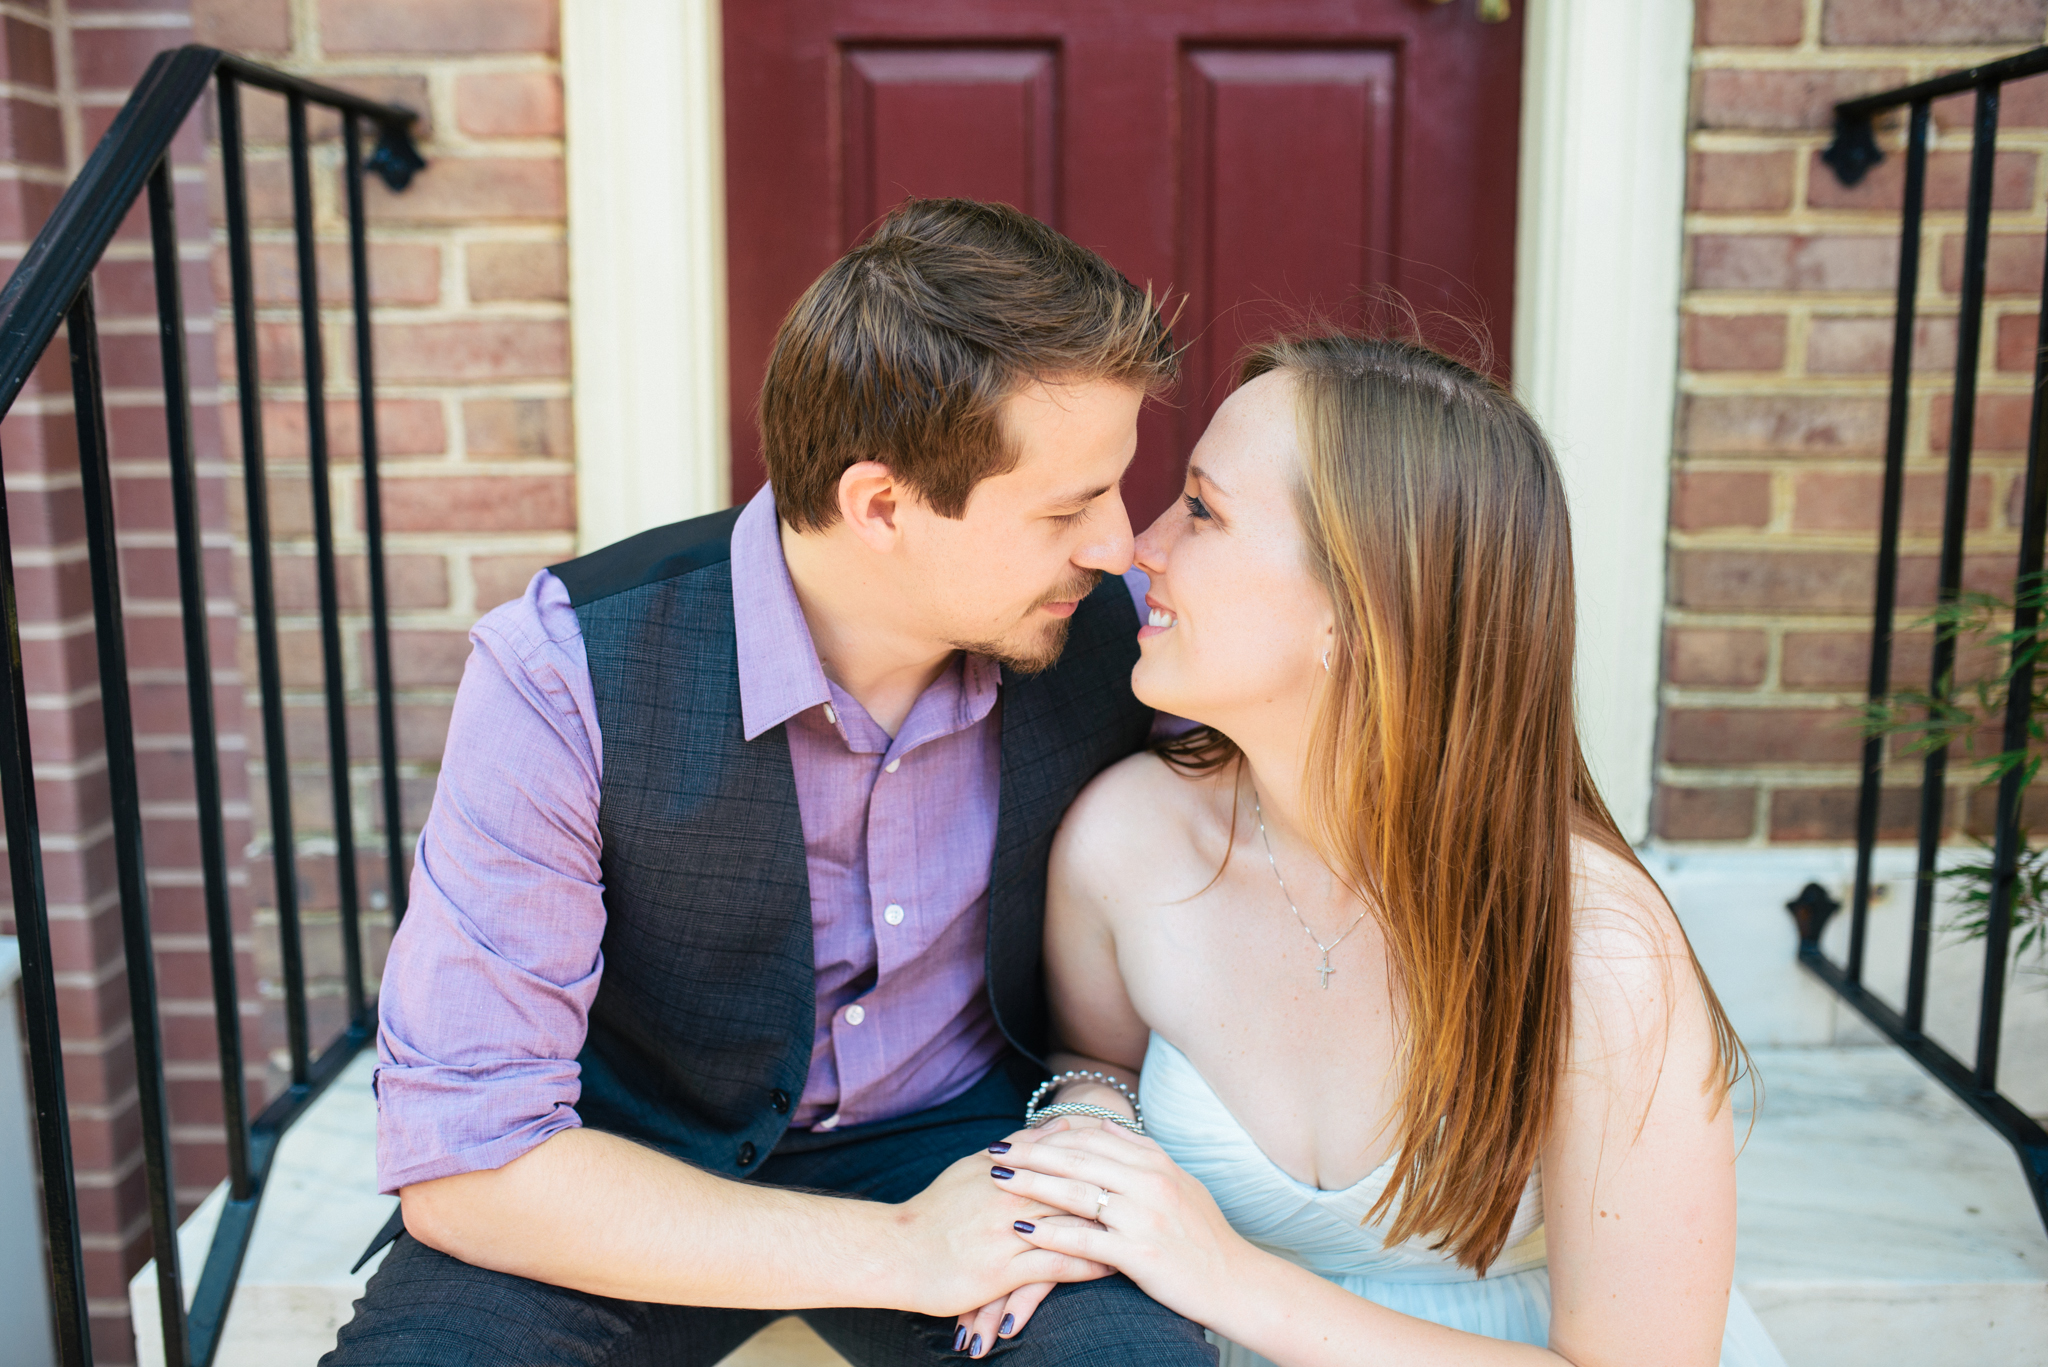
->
[324, 200, 1216, 1365]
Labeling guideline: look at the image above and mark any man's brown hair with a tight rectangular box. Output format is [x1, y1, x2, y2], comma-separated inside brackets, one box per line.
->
[759, 198, 1179, 532]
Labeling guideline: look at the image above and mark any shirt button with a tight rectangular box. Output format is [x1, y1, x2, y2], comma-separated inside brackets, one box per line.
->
[737, 1141, 757, 1167]
[884, 757, 901, 773]
[822, 702, 838, 724]
[769, 1088, 790, 1114]
[884, 904, 905, 926]
[845, 1004, 866, 1025]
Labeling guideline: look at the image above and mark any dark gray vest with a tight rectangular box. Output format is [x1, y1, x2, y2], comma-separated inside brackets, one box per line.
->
[548, 508, 1151, 1180]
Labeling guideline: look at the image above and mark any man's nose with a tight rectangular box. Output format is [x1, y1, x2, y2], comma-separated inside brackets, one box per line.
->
[1074, 492, 1135, 574]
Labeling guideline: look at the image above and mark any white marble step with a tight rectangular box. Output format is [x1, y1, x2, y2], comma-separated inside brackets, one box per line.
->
[132, 1045, 2047, 1366]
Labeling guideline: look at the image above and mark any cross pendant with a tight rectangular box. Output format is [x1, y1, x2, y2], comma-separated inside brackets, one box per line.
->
[1316, 951, 1336, 989]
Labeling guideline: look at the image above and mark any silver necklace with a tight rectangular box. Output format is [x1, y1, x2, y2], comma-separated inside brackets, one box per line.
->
[1251, 780, 1368, 989]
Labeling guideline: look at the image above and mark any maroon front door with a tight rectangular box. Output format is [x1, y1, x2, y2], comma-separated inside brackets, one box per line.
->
[724, 1, 1523, 525]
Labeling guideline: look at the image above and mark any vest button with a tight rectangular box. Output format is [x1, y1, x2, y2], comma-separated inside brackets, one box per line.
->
[770, 1089, 790, 1114]
[738, 1141, 757, 1167]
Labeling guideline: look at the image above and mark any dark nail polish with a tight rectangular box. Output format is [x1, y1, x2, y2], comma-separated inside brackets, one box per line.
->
[991, 1165, 1014, 1179]
[987, 1141, 1011, 1155]
[954, 1326, 967, 1352]
[1013, 1219, 1035, 1233]
[1000, 1314, 1015, 1337]
[970, 1335, 983, 1357]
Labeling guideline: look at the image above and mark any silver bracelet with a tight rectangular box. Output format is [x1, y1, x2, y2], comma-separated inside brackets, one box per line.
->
[1026, 1069, 1143, 1132]
[1029, 1102, 1145, 1134]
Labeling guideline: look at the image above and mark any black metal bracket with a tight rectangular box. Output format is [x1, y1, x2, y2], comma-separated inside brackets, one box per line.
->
[367, 116, 426, 192]
[1822, 113, 1885, 187]
[1786, 881, 1842, 950]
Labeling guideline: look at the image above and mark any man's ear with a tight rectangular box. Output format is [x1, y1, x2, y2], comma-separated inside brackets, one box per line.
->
[837, 460, 903, 551]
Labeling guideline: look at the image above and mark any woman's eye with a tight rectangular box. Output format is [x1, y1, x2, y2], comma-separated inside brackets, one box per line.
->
[1183, 493, 1211, 521]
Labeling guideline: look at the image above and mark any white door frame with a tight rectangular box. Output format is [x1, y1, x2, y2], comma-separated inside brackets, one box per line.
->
[562, 0, 1689, 840]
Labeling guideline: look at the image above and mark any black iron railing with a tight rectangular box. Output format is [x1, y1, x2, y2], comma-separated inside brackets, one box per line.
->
[1, 47, 422, 1366]
[1805, 46, 2048, 1235]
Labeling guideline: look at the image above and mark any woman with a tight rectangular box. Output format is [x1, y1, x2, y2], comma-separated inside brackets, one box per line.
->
[956, 336, 1785, 1365]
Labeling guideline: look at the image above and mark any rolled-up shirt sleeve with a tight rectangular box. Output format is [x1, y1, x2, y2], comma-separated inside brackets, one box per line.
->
[374, 569, 606, 1193]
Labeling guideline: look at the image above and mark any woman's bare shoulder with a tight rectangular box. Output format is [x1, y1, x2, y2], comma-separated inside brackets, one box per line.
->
[1566, 835, 1716, 1060]
[1050, 751, 1230, 908]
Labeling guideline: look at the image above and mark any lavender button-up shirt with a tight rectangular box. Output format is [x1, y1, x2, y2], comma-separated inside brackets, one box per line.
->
[374, 485, 1150, 1193]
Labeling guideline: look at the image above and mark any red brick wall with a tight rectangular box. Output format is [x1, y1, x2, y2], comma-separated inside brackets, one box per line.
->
[1663, 0, 2048, 844]
[0, 1, 570, 1359]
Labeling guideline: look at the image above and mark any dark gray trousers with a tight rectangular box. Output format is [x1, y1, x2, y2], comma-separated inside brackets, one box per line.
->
[322, 1059, 1215, 1366]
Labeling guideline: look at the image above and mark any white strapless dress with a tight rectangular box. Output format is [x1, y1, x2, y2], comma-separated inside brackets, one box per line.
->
[1138, 1033, 1787, 1367]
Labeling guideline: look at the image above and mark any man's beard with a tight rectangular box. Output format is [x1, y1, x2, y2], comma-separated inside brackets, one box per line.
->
[952, 570, 1103, 676]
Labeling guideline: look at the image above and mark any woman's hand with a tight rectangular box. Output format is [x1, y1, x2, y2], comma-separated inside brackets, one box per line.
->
[985, 1119, 1253, 1324]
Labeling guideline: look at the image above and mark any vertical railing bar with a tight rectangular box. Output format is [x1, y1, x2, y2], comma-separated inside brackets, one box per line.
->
[148, 157, 252, 1199]
[343, 111, 407, 929]
[0, 397, 91, 1367]
[68, 281, 190, 1366]
[1852, 99, 1932, 985]
[1975, 174, 2048, 1092]
[219, 73, 310, 1083]
[1907, 82, 2002, 1035]
[288, 93, 366, 1021]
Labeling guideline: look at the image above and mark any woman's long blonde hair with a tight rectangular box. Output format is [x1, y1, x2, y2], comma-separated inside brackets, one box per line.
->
[1164, 334, 1745, 1270]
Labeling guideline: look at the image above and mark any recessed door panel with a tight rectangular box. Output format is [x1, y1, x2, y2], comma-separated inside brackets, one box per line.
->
[841, 47, 1058, 241]
[1182, 47, 1397, 438]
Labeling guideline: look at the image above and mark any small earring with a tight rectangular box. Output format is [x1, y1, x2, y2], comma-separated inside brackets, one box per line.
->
[1321, 650, 1332, 674]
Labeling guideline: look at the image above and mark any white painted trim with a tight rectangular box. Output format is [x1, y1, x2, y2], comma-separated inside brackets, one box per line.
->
[563, 0, 731, 552]
[1514, 0, 1696, 842]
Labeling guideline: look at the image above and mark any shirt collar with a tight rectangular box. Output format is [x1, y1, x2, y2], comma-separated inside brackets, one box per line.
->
[730, 485, 834, 741]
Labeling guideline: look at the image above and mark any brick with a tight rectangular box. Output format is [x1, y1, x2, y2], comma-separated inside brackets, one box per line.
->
[0, 16, 56, 88]
[470, 553, 550, 608]
[319, 0, 558, 54]
[1695, 68, 1910, 132]
[0, 95, 63, 164]
[366, 157, 565, 223]
[1769, 786, 1929, 843]
[1698, 0, 1804, 44]
[1680, 394, 1886, 454]
[1940, 234, 2045, 297]
[193, 0, 289, 53]
[1822, 0, 2047, 45]
[1807, 149, 2037, 212]
[1672, 469, 1772, 529]
[1930, 391, 2035, 450]
[466, 240, 566, 302]
[1688, 151, 1796, 212]
[224, 239, 441, 307]
[266, 552, 447, 612]
[1663, 707, 1863, 764]
[1691, 235, 1899, 292]
[455, 71, 562, 138]
[1780, 631, 1958, 691]
[1790, 470, 1991, 532]
[376, 473, 573, 532]
[1683, 313, 1786, 371]
[1655, 786, 1757, 841]
[1672, 549, 1873, 611]
[1665, 628, 1768, 687]
[219, 397, 447, 461]
[464, 396, 570, 456]
[373, 629, 473, 686]
[1996, 313, 2042, 373]
[1936, 79, 2048, 131]
[1806, 314, 1956, 374]
[0, 179, 64, 238]
[375, 319, 568, 382]
[1962, 782, 2048, 836]
[72, 20, 189, 90]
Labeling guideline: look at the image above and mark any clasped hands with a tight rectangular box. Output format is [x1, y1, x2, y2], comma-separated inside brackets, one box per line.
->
[939, 1116, 1247, 1358]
